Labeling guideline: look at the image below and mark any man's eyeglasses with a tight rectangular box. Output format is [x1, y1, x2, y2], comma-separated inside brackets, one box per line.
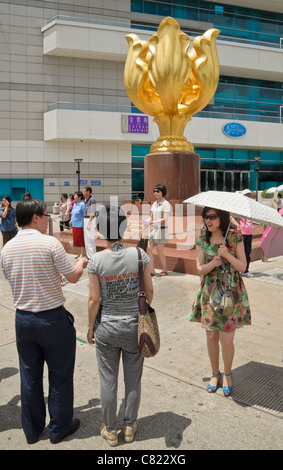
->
[42, 213, 51, 218]
[203, 214, 218, 221]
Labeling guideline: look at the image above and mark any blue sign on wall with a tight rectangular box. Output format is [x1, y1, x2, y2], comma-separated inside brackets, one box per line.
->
[222, 122, 246, 138]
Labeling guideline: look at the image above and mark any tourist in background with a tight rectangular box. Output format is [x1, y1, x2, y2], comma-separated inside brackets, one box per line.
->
[82, 186, 96, 259]
[70, 191, 86, 259]
[0, 195, 18, 246]
[59, 193, 71, 231]
[147, 184, 172, 276]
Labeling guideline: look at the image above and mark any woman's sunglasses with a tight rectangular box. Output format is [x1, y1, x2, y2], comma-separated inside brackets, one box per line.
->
[203, 214, 218, 221]
[153, 189, 160, 193]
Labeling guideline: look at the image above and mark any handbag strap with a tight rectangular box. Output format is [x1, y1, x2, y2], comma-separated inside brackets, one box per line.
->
[221, 258, 230, 288]
[136, 247, 145, 297]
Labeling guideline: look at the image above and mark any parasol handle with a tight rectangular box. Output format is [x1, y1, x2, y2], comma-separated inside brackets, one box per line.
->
[223, 217, 232, 244]
[221, 217, 233, 292]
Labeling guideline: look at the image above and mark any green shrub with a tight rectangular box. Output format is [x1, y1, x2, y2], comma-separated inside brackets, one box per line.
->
[261, 189, 274, 199]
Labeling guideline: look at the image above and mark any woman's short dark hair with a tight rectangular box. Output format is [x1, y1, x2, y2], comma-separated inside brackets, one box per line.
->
[74, 191, 83, 199]
[61, 193, 68, 199]
[154, 184, 167, 197]
[15, 198, 47, 227]
[96, 204, 127, 242]
[202, 206, 234, 245]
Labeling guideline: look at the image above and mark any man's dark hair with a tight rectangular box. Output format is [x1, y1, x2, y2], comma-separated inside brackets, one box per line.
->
[15, 198, 47, 227]
[84, 186, 92, 194]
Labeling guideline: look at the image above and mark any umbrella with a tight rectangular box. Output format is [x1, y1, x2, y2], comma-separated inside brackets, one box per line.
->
[266, 187, 277, 194]
[277, 184, 283, 192]
[261, 226, 283, 259]
[184, 191, 283, 227]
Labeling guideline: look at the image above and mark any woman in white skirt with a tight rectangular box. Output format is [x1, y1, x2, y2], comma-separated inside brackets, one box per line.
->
[147, 184, 172, 276]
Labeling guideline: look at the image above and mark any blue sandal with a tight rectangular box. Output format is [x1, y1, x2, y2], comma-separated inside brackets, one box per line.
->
[207, 370, 221, 393]
[223, 372, 233, 396]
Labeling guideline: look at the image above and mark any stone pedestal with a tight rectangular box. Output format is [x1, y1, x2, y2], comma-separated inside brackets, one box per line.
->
[144, 152, 200, 203]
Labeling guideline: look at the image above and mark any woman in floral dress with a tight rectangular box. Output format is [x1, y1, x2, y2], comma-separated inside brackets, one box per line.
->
[188, 207, 251, 396]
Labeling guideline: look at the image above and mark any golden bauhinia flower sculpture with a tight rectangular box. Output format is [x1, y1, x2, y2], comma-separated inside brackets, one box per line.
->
[124, 17, 220, 153]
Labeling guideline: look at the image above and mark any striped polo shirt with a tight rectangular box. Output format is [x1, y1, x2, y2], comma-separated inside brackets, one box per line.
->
[1, 229, 76, 312]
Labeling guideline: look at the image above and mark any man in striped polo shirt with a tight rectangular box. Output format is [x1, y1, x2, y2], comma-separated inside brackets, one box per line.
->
[0, 198, 88, 445]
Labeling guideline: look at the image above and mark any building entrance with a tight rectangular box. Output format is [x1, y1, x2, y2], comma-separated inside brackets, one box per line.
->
[201, 170, 250, 192]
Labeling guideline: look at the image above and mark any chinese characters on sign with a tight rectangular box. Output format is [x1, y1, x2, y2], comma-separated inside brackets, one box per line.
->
[128, 115, 148, 133]
[122, 115, 148, 133]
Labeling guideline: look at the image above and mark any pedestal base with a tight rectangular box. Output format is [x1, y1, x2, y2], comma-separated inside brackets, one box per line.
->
[144, 152, 200, 202]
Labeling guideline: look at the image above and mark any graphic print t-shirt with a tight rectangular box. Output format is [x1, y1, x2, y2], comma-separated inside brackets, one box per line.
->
[87, 247, 149, 321]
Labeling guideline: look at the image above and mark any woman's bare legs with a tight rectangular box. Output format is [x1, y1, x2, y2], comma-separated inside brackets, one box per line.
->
[147, 242, 155, 274]
[206, 329, 235, 390]
[220, 331, 235, 388]
[78, 247, 86, 259]
[206, 330, 220, 389]
[156, 243, 167, 273]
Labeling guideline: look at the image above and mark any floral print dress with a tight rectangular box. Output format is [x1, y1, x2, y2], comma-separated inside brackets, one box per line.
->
[188, 232, 251, 332]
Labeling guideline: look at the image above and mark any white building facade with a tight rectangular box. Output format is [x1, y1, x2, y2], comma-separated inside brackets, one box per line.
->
[0, 0, 283, 206]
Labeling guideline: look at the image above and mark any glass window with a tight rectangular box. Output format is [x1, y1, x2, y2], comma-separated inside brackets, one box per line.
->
[233, 149, 249, 162]
[132, 144, 151, 157]
[173, 5, 188, 19]
[260, 151, 282, 162]
[144, 1, 158, 15]
[132, 169, 144, 192]
[215, 148, 233, 167]
[131, 0, 143, 13]
[131, 1, 283, 46]
[132, 157, 144, 168]
[215, 5, 224, 15]
[216, 82, 235, 99]
[197, 148, 215, 162]
[157, 3, 171, 17]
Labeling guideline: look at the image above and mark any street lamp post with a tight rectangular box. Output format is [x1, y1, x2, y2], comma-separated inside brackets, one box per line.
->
[74, 158, 83, 192]
[253, 156, 260, 201]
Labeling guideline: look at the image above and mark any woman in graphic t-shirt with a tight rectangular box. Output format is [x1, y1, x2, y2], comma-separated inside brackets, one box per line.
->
[87, 204, 153, 447]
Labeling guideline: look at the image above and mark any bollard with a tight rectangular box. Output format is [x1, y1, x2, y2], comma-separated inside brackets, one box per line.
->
[48, 216, 53, 236]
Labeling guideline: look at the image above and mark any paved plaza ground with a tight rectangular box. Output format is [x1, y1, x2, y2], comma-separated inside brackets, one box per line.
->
[0, 235, 282, 452]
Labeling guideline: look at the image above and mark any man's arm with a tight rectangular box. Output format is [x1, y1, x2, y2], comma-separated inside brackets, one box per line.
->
[64, 257, 88, 283]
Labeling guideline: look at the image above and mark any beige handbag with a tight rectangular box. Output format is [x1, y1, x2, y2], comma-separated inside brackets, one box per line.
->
[137, 247, 160, 358]
[209, 261, 235, 318]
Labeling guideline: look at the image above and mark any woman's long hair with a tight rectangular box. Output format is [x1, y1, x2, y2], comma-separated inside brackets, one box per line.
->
[3, 196, 12, 207]
[202, 207, 234, 246]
